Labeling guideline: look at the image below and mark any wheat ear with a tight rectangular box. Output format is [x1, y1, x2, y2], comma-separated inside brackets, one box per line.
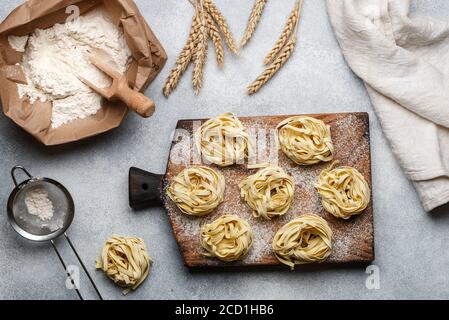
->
[206, 12, 224, 68]
[241, 0, 267, 47]
[163, 15, 199, 97]
[263, 0, 301, 65]
[192, 1, 208, 95]
[247, 37, 296, 95]
[204, 0, 239, 55]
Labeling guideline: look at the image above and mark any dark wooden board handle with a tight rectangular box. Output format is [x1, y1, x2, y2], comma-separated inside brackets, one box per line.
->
[129, 167, 164, 209]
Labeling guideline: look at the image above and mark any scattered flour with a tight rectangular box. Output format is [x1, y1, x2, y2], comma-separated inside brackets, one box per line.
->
[15, 8, 132, 128]
[24, 188, 54, 221]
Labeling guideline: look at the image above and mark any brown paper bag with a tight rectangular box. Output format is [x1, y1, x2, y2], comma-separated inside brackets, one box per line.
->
[0, 0, 167, 145]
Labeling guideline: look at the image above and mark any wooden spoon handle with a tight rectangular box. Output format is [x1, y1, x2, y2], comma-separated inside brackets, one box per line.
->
[118, 85, 155, 118]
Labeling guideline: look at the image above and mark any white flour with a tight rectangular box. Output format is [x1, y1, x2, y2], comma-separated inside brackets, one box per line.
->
[24, 188, 54, 221]
[13, 8, 132, 129]
[8, 35, 28, 52]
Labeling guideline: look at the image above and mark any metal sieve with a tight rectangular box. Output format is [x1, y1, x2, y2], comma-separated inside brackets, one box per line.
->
[7, 166, 103, 300]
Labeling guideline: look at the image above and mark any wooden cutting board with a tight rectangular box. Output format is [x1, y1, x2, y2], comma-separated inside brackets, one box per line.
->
[160, 113, 374, 268]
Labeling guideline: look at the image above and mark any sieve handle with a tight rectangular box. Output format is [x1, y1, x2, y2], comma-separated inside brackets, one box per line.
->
[51, 240, 84, 300]
[11, 166, 33, 187]
[64, 234, 103, 300]
[51, 235, 104, 301]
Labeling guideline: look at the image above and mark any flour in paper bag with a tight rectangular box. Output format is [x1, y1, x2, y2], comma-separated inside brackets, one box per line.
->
[10, 8, 132, 129]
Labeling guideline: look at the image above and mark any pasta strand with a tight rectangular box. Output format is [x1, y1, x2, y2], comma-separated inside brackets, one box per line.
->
[272, 214, 332, 269]
[201, 215, 253, 262]
[167, 166, 226, 216]
[96, 235, 152, 295]
[239, 165, 295, 220]
[315, 164, 371, 219]
[277, 116, 334, 165]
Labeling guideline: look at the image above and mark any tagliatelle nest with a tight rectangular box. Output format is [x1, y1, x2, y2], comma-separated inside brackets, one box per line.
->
[195, 113, 253, 167]
[272, 214, 333, 269]
[277, 116, 334, 165]
[166, 166, 225, 217]
[200, 215, 253, 262]
[315, 164, 371, 219]
[239, 165, 295, 220]
[96, 235, 152, 295]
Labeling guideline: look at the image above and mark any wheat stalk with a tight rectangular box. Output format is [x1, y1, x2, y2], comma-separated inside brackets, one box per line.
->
[240, 0, 267, 48]
[206, 12, 224, 68]
[263, 0, 301, 65]
[247, 37, 296, 95]
[163, 15, 200, 97]
[192, 0, 208, 95]
[203, 0, 239, 55]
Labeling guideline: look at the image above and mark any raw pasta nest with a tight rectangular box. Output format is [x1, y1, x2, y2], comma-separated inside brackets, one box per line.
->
[200, 215, 253, 262]
[277, 116, 334, 165]
[239, 165, 295, 220]
[96, 235, 152, 295]
[272, 214, 333, 269]
[315, 164, 371, 219]
[195, 113, 253, 167]
[167, 166, 225, 217]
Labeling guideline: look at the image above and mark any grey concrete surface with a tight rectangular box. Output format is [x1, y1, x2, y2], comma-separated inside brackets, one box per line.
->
[1, 0, 449, 300]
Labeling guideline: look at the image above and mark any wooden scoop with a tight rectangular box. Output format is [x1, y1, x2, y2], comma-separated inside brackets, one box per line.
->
[78, 55, 155, 118]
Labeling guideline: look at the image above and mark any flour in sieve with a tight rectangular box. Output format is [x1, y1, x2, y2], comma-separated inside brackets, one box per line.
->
[25, 188, 54, 221]
[15, 8, 132, 129]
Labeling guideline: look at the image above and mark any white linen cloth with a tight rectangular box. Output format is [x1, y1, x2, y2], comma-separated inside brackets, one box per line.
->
[327, 0, 449, 211]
